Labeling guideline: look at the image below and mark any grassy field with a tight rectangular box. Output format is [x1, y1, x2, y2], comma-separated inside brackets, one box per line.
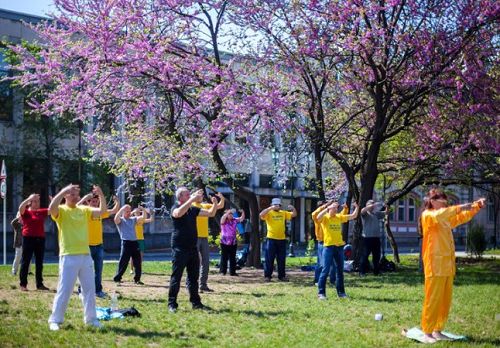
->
[0, 255, 499, 347]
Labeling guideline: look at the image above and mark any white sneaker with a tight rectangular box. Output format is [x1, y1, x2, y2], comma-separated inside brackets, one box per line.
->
[87, 320, 103, 329]
[318, 294, 327, 300]
[49, 323, 60, 331]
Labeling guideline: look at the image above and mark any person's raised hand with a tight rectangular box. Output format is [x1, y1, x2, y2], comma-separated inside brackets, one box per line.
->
[476, 198, 486, 208]
[28, 193, 40, 201]
[61, 184, 79, 195]
[211, 196, 218, 204]
[92, 185, 103, 196]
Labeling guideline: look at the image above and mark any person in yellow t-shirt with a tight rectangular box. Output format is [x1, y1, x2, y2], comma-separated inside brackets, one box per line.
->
[316, 201, 359, 299]
[76, 194, 119, 298]
[191, 192, 225, 292]
[260, 198, 297, 282]
[312, 201, 348, 285]
[48, 184, 106, 331]
[130, 206, 154, 274]
[418, 189, 485, 343]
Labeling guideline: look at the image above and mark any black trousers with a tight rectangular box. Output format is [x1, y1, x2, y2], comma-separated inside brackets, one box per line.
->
[168, 247, 201, 308]
[20, 236, 45, 287]
[360, 237, 381, 275]
[113, 240, 141, 282]
[220, 244, 237, 275]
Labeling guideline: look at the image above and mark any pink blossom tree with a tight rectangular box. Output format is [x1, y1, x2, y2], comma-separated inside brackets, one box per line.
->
[232, 0, 499, 262]
[9, 0, 293, 267]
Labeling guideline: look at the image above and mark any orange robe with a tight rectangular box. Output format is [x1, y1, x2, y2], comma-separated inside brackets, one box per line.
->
[420, 203, 481, 333]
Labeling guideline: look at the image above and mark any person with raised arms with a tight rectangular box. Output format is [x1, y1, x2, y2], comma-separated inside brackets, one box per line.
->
[48, 184, 106, 331]
[192, 192, 225, 292]
[18, 193, 50, 291]
[260, 198, 297, 282]
[76, 193, 120, 298]
[316, 201, 359, 299]
[168, 188, 218, 313]
[113, 204, 145, 285]
[419, 189, 485, 343]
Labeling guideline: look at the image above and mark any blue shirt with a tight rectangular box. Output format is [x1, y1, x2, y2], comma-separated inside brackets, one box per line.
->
[117, 216, 138, 241]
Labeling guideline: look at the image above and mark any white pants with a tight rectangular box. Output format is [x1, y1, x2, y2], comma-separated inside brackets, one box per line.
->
[12, 247, 22, 274]
[48, 254, 97, 324]
[12, 247, 31, 275]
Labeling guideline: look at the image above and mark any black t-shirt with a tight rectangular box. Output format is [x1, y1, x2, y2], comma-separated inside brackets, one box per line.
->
[170, 203, 200, 249]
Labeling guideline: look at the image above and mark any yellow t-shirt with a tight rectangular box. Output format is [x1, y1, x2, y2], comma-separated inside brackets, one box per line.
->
[192, 202, 212, 238]
[312, 207, 325, 242]
[88, 211, 110, 246]
[51, 205, 92, 256]
[262, 210, 292, 240]
[421, 204, 480, 278]
[135, 220, 144, 240]
[321, 212, 349, 247]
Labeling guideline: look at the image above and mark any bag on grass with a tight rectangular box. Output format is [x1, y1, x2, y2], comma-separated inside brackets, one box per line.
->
[114, 307, 141, 317]
[379, 256, 396, 272]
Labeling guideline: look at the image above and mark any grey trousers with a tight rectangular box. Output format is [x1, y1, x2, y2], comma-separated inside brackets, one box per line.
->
[197, 237, 210, 287]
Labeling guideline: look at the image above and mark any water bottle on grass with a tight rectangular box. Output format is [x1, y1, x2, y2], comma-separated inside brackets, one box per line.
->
[111, 292, 118, 311]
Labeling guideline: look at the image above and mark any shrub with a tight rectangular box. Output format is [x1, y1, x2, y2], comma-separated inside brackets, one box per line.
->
[467, 224, 487, 259]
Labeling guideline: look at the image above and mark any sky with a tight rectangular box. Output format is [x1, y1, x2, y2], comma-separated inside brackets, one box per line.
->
[0, 0, 55, 17]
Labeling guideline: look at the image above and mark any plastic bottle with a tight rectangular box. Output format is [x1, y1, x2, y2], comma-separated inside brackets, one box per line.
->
[111, 292, 118, 311]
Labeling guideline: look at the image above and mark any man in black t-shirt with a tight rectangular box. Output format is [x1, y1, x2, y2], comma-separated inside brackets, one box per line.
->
[168, 187, 217, 312]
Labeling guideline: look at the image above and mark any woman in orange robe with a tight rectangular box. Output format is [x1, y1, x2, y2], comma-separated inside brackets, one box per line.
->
[420, 189, 485, 343]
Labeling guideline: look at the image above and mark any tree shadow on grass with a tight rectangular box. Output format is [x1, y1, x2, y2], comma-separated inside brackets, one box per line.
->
[466, 336, 500, 346]
[211, 307, 292, 318]
[353, 295, 419, 303]
[110, 326, 214, 341]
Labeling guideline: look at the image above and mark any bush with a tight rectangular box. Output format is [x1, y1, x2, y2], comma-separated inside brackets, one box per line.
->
[467, 224, 487, 258]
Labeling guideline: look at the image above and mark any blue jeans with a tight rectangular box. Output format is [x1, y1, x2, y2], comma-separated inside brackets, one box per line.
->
[264, 238, 287, 279]
[318, 245, 345, 296]
[90, 244, 104, 293]
[329, 260, 336, 285]
[314, 241, 324, 283]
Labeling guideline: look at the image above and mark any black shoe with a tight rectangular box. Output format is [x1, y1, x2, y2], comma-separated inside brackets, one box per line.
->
[200, 286, 214, 292]
[134, 280, 144, 285]
[168, 305, 177, 313]
[278, 277, 289, 282]
[229, 273, 239, 277]
[37, 285, 50, 291]
[192, 303, 211, 311]
[264, 277, 272, 282]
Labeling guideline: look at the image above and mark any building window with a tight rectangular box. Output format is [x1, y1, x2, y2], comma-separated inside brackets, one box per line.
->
[408, 198, 416, 222]
[397, 199, 405, 222]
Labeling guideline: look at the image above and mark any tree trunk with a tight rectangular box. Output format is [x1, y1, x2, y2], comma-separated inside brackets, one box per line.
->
[384, 215, 400, 263]
[231, 185, 262, 268]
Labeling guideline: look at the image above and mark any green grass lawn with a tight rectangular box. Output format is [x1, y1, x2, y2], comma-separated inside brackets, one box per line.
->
[484, 249, 500, 256]
[0, 256, 499, 347]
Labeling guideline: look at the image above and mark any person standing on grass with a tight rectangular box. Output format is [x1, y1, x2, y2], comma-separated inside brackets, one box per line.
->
[168, 188, 217, 313]
[192, 192, 225, 292]
[312, 201, 327, 285]
[130, 206, 154, 274]
[328, 204, 349, 286]
[11, 212, 31, 276]
[219, 209, 245, 276]
[76, 193, 120, 298]
[359, 200, 388, 276]
[260, 198, 297, 282]
[113, 205, 145, 285]
[316, 201, 359, 299]
[48, 184, 106, 331]
[18, 193, 49, 291]
[419, 189, 485, 343]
